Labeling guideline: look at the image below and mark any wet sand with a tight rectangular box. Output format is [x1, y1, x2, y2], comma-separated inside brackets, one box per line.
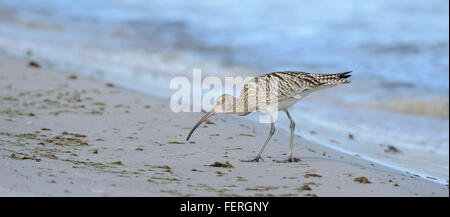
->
[0, 54, 448, 196]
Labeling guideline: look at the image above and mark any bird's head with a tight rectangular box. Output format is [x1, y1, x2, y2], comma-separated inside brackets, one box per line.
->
[212, 94, 236, 114]
[186, 94, 236, 141]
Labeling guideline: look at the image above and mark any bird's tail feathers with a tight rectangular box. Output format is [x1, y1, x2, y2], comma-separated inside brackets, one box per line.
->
[315, 71, 352, 85]
[335, 71, 352, 79]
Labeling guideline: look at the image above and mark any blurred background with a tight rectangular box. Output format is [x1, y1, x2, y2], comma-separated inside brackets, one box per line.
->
[0, 0, 448, 183]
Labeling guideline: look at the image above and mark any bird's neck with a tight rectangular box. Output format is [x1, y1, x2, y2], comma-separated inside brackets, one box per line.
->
[233, 98, 251, 116]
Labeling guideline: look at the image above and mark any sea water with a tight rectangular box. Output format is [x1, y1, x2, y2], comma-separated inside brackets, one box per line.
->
[0, 0, 448, 184]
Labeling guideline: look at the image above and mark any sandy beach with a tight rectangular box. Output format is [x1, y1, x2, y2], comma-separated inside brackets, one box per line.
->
[0, 54, 447, 196]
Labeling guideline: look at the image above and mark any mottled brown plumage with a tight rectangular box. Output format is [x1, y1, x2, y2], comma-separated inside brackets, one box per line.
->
[186, 70, 352, 163]
[238, 71, 352, 114]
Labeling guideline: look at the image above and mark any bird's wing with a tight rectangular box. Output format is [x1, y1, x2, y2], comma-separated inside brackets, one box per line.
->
[238, 71, 351, 109]
[238, 72, 313, 106]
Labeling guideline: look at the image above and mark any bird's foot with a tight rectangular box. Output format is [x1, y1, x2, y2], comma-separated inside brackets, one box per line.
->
[274, 157, 300, 163]
[240, 156, 264, 162]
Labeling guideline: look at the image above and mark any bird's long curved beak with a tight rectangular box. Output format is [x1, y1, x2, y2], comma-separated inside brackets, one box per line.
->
[186, 110, 216, 141]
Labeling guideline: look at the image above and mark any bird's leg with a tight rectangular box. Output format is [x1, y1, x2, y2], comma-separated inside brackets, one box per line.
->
[275, 109, 296, 163]
[240, 115, 275, 163]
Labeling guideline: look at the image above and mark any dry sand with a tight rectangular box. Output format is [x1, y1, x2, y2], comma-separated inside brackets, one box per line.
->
[0, 54, 448, 196]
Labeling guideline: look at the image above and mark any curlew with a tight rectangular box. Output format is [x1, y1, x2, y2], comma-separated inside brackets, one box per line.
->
[186, 70, 352, 162]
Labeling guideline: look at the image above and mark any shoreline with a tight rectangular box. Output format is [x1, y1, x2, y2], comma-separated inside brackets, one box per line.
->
[2, 47, 448, 184]
[0, 54, 448, 196]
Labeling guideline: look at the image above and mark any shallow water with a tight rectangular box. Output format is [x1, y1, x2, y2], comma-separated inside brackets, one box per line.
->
[0, 0, 448, 183]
